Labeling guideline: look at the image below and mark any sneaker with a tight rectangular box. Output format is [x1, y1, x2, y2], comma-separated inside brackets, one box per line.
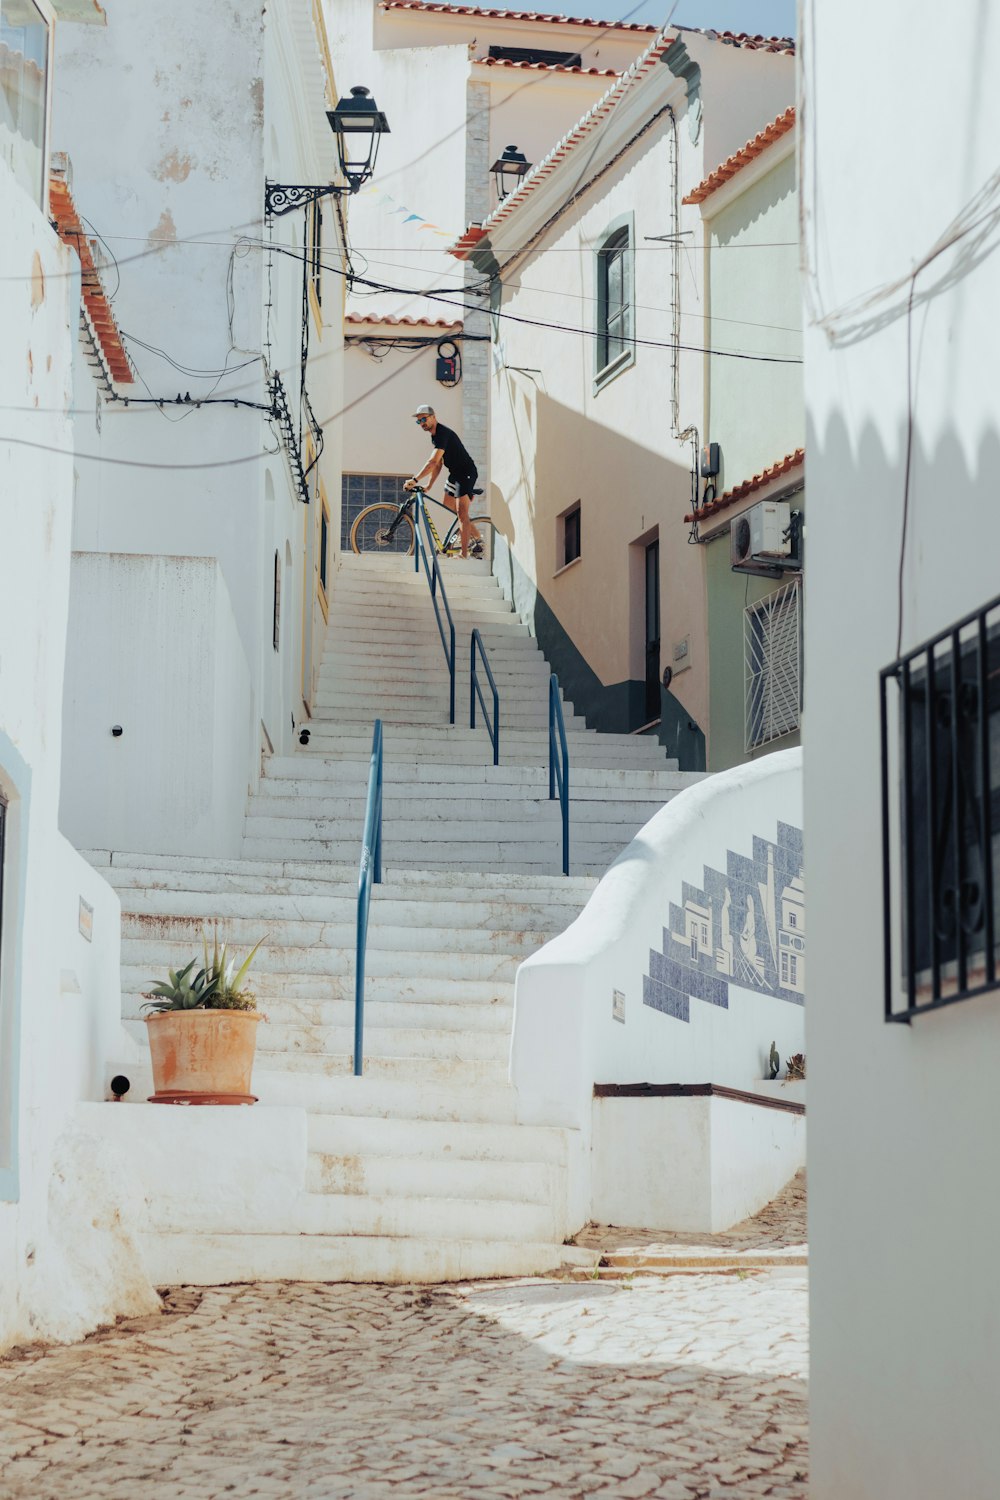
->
[470, 540, 484, 559]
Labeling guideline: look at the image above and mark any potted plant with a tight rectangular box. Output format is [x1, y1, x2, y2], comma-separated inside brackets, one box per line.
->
[142, 932, 265, 1105]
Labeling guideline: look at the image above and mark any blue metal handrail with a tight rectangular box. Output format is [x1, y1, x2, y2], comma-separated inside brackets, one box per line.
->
[413, 492, 456, 723]
[549, 674, 570, 876]
[471, 628, 500, 766]
[354, 719, 383, 1077]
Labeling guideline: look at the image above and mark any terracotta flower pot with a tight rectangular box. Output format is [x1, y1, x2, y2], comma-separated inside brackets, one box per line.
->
[145, 1009, 261, 1105]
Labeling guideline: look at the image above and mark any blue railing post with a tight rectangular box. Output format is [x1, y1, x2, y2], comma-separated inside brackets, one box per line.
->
[549, 674, 570, 876]
[355, 719, 384, 1076]
[471, 628, 500, 766]
[414, 491, 457, 724]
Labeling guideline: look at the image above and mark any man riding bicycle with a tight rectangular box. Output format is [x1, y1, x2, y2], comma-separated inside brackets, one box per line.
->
[405, 405, 484, 560]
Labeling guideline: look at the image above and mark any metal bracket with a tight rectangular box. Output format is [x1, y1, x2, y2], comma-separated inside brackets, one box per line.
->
[264, 181, 348, 219]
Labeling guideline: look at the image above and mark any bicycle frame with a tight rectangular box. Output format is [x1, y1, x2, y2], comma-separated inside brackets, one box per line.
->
[382, 486, 460, 555]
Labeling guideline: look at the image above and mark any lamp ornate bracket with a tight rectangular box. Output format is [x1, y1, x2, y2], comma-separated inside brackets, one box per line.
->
[264, 181, 350, 220]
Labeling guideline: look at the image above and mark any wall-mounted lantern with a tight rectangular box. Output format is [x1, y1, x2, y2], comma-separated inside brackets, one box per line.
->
[265, 85, 391, 218]
[491, 144, 531, 201]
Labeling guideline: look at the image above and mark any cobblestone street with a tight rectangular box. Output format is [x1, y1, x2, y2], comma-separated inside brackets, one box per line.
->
[0, 1249, 808, 1498]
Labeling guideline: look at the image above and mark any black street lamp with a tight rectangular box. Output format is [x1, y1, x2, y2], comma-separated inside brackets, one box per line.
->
[265, 85, 391, 219]
[490, 144, 531, 201]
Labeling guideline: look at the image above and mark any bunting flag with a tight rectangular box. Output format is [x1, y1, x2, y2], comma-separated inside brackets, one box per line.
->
[359, 181, 457, 239]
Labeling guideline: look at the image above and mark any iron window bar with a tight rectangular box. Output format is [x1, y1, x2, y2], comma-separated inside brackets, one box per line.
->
[413, 495, 456, 724]
[471, 628, 500, 766]
[881, 592, 1000, 1023]
[354, 720, 384, 1076]
[549, 674, 570, 876]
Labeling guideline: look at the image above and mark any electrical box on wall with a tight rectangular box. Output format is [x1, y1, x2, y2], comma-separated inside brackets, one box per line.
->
[435, 338, 460, 387]
[731, 499, 802, 576]
[700, 442, 720, 478]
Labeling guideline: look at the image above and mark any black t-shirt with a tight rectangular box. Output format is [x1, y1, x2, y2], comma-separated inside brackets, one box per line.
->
[430, 422, 475, 478]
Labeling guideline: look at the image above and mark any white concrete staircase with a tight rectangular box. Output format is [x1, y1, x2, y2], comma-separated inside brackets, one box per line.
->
[90, 552, 705, 1283]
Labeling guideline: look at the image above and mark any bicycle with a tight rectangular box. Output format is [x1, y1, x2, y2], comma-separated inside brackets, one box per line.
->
[349, 482, 491, 559]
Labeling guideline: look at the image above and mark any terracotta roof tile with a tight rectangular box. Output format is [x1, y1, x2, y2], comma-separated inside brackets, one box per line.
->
[702, 29, 794, 54]
[345, 313, 463, 327]
[450, 33, 673, 253]
[381, 2, 657, 32]
[473, 54, 618, 76]
[685, 447, 804, 523]
[683, 106, 796, 205]
[49, 169, 133, 386]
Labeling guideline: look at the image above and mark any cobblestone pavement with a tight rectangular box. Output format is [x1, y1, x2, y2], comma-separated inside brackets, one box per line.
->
[0, 1262, 808, 1499]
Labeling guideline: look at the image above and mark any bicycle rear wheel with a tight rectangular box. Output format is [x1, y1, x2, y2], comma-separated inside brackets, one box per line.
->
[350, 504, 415, 556]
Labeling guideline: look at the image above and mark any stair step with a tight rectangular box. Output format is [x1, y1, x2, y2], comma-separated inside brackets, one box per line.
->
[121, 937, 526, 982]
[294, 1191, 556, 1242]
[306, 1113, 567, 1165]
[120, 967, 516, 1005]
[122, 1015, 509, 1061]
[137, 1233, 579, 1285]
[122, 992, 512, 1032]
[119, 912, 553, 957]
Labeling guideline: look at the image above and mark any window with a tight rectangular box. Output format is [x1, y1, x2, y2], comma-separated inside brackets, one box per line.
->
[561, 503, 581, 568]
[487, 44, 583, 66]
[341, 473, 409, 550]
[880, 593, 1000, 1022]
[594, 214, 634, 389]
[309, 199, 322, 311]
[0, 0, 50, 207]
[319, 499, 329, 597]
[745, 579, 801, 752]
[272, 550, 281, 652]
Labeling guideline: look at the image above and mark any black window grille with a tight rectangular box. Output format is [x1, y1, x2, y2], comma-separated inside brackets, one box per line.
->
[563, 505, 581, 567]
[880, 594, 1000, 1022]
[319, 505, 329, 595]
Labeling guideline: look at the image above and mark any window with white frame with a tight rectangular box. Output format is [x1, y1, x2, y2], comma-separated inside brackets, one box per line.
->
[0, 0, 50, 207]
[594, 213, 634, 389]
[745, 578, 801, 752]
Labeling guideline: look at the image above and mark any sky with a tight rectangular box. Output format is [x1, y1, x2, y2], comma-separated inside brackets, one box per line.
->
[450, 0, 797, 38]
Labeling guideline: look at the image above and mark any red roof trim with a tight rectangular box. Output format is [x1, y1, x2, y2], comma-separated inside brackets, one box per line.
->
[683, 106, 796, 205]
[473, 54, 618, 76]
[345, 313, 463, 328]
[685, 447, 804, 523]
[49, 172, 133, 386]
[381, 1, 657, 32]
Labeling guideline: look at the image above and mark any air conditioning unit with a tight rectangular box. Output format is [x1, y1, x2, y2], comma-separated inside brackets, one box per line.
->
[731, 500, 792, 570]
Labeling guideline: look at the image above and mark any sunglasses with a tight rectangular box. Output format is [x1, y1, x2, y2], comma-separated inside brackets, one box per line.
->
[414, 416, 429, 424]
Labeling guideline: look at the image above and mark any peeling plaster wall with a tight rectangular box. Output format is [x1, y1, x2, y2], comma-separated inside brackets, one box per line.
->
[0, 162, 157, 1352]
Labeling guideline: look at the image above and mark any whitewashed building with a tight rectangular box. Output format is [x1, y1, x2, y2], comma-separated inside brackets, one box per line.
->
[327, 0, 661, 546]
[804, 3, 1000, 1495]
[0, 0, 159, 1352]
[449, 26, 795, 770]
[51, 0, 350, 858]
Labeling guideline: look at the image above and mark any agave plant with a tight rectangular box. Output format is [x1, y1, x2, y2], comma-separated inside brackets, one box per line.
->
[199, 928, 265, 1012]
[142, 958, 219, 1013]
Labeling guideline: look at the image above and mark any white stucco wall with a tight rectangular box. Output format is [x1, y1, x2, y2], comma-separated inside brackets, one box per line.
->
[803, 5, 1000, 1496]
[60, 554, 256, 859]
[592, 1092, 804, 1232]
[704, 144, 803, 494]
[0, 160, 157, 1352]
[482, 37, 795, 756]
[342, 325, 465, 477]
[512, 748, 803, 1223]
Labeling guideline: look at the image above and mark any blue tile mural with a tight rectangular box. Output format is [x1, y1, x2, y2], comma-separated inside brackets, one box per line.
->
[643, 821, 805, 1024]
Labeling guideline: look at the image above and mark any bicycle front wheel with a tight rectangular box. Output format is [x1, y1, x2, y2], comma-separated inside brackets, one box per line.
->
[350, 504, 415, 556]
